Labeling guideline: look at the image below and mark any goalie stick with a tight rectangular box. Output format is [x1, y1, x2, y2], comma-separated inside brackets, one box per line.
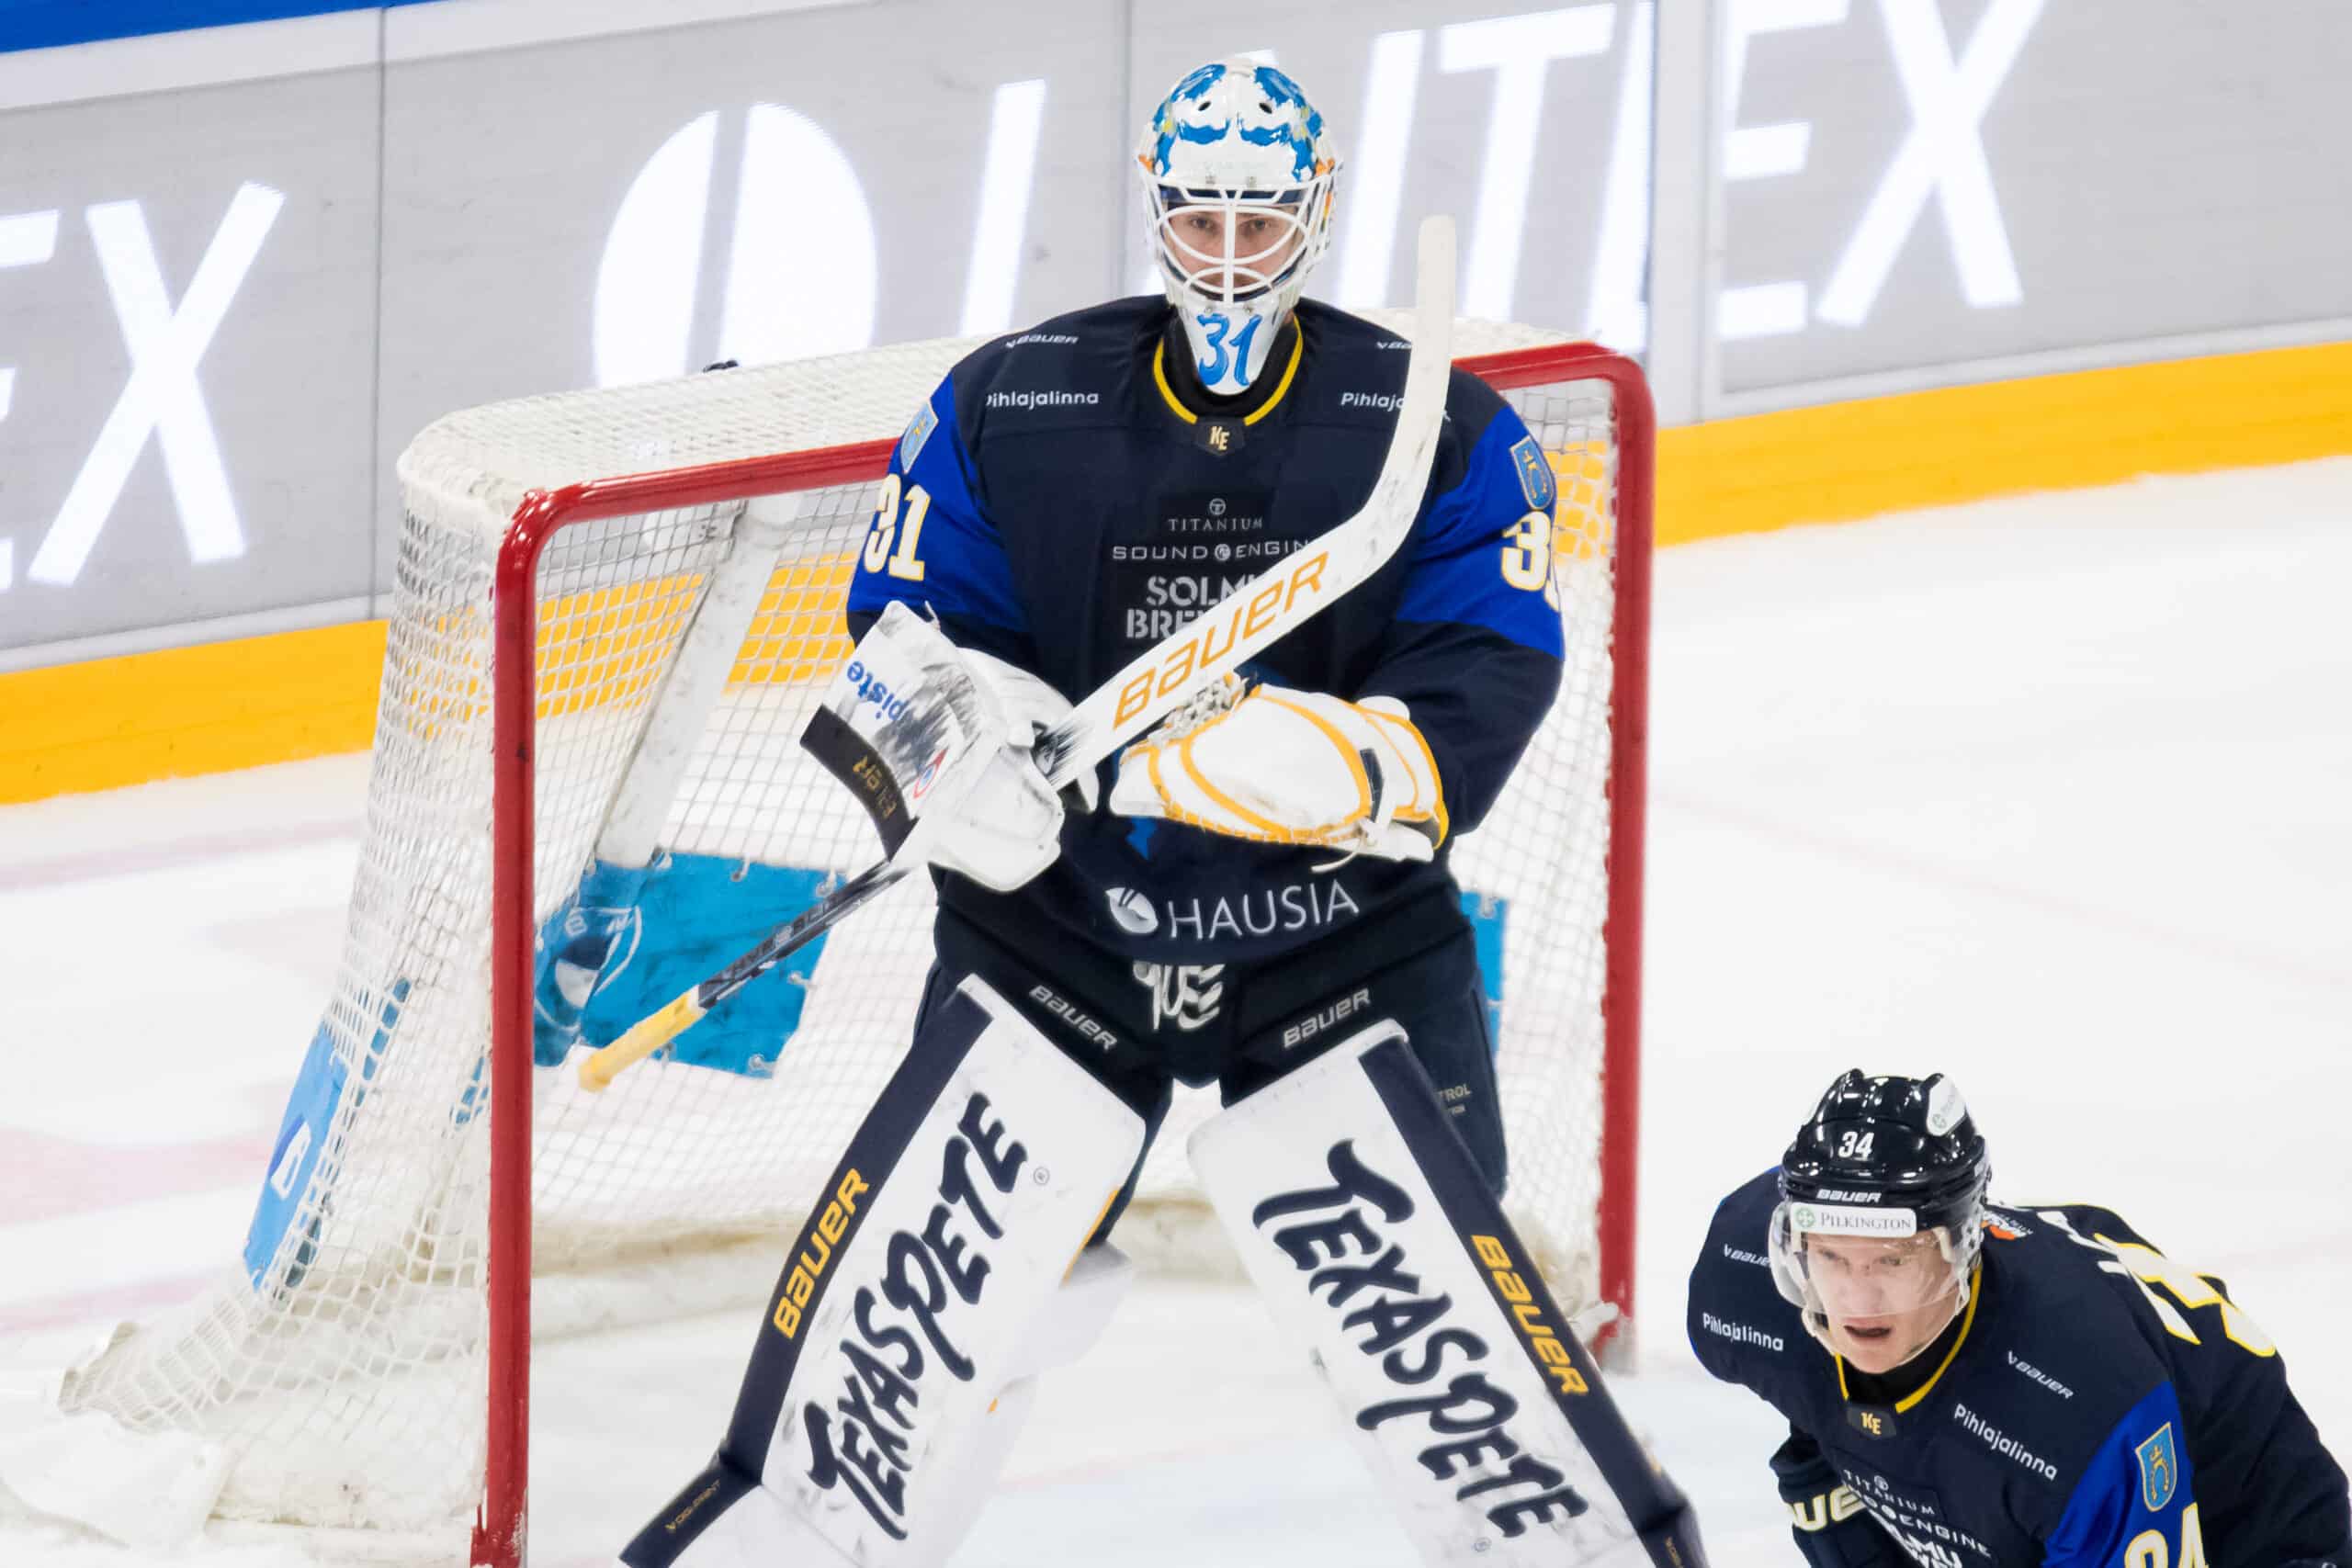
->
[578, 214, 1458, 1093]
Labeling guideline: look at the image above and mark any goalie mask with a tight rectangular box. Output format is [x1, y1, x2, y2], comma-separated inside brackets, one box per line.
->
[1136, 59, 1340, 396]
[1768, 1070, 1991, 1374]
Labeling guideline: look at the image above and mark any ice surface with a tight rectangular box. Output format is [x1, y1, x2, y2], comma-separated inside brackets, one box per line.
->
[3, 460, 2346, 1565]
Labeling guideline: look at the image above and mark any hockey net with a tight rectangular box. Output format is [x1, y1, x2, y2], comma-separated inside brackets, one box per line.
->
[37, 321, 1651, 1564]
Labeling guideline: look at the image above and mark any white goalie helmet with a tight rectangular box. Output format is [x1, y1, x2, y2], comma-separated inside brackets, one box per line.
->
[1136, 59, 1340, 396]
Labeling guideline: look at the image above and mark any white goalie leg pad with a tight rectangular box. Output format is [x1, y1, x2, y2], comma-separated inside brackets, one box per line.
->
[1190, 1021, 1699, 1568]
[899, 1239, 1136, 1553]
[620, 976, 1144, 1568]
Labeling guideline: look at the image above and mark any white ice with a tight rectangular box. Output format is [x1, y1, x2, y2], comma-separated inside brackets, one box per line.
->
[2, 458, 2346, 1566]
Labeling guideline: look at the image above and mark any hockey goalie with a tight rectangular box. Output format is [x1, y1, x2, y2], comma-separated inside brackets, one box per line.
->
[584, 57, 1706, 1568]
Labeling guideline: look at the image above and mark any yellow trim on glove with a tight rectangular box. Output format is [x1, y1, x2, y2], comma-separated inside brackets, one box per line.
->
[1121, 685, 1445, 853]
[1176, 722, 1295, 840]
[1141, 734, 1293, 844]
[1257, 692, 1374, 826]
[1362, 702, 1449, 848]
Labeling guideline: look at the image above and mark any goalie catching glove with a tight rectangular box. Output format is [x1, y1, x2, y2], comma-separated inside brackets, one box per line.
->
[1109, 676, 1448, 861]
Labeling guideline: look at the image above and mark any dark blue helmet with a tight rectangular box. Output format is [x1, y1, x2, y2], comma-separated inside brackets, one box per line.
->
[1769, 1071, 1994, 1345]
[1780, 1070, 1989, 1238]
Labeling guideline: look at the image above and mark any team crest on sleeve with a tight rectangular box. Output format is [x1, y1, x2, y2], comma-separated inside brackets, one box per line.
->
[1509, 434, 1556, 513]
[2136, 1423, 2178, 1510]
[898, 399, 938, 470]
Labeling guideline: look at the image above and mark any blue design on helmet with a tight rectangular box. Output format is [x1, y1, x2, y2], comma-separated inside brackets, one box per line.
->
[1149, 62, 1230, 173]
[1236, 66, 1323, 179]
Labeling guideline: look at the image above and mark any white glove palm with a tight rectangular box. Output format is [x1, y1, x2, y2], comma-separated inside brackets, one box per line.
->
[1108, 678, 1447, 862]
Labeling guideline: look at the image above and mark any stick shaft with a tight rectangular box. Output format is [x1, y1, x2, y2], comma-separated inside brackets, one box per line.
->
[576, 861, 907, 1090]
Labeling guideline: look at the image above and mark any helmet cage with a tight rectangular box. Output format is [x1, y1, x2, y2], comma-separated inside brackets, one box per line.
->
[1139, 173, 1336, 393]
[1134, 59, 1340, 395]
[1144, 178, 1335, 310]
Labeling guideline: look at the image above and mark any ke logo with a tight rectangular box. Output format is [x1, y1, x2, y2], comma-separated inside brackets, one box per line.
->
[1848, 1405, 1896, 1439]
[1194, 419, 1239, 455]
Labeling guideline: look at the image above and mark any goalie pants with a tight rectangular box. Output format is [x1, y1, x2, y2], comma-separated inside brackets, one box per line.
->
[920, 883, 1509, 1242]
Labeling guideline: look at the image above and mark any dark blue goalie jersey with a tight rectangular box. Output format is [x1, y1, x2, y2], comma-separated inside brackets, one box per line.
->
[845, 297, 1566, 968]
[1689, 1169, 2350, 1568]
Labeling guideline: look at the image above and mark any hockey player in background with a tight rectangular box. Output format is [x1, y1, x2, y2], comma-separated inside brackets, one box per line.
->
[1689, 1070, 2349, 1567]
[616, 56, 1703, 1568]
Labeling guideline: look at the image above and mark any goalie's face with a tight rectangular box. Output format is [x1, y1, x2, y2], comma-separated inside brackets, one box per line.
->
[1158, 197, 1310, 300]
[1801, 1233, 1964, 1374]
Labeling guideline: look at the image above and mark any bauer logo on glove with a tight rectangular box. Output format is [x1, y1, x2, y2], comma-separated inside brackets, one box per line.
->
[1109, 677, 1448, 861]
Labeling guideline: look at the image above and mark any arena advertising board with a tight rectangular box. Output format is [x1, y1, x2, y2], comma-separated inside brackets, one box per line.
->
[1, 0, 2344, 656]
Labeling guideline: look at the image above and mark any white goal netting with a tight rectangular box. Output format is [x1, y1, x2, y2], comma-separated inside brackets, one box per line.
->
[38, 318, 1644, 1556]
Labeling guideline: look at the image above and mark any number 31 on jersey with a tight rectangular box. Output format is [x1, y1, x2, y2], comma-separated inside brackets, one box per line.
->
[862, 473, 931, 582]
[1499, 508, 1566, 610]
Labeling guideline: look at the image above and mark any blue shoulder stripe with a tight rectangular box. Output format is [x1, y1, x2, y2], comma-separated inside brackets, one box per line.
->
[1392, 408, 1566, 657]
[2041, 1382, 2197, 1567]
[845, 374, 1027, 635]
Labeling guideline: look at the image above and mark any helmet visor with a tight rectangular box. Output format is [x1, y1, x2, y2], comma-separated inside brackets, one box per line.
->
[1770, 1200, 1971, 1363]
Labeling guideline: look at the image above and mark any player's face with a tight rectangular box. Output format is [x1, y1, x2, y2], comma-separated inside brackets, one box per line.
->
[1803, 1233, 1962, 1374]
[1163, 202, 1305, 295]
